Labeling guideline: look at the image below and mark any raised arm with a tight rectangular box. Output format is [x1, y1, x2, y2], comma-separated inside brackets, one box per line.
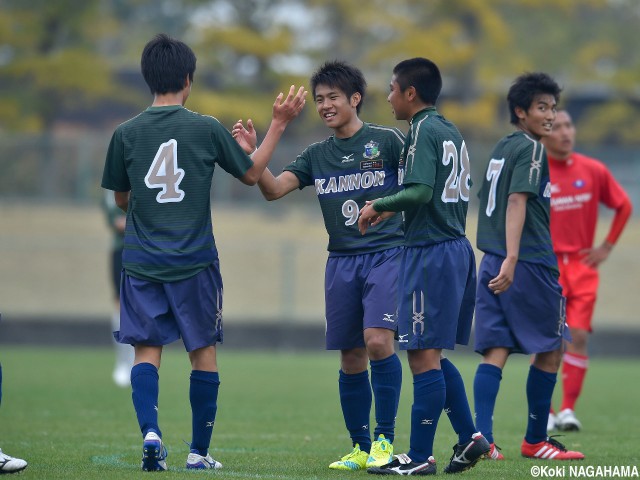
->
[238, 85, 306, 186]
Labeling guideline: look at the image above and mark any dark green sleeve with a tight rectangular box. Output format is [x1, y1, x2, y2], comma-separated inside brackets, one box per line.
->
[373, 183, 433, 212]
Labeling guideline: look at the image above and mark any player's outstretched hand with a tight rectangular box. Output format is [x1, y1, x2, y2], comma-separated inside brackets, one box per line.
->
[272, 85, 307, 123]
[232, 119, 257, 155]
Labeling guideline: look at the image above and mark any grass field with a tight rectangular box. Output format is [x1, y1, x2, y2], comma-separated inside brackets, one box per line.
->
[1, 348, 638, 479]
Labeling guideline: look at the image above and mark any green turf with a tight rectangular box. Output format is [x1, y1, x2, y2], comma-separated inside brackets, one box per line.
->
[0, 347, 638, 479]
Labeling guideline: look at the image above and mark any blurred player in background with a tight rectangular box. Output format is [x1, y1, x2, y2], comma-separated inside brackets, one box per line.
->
[359, 57, 490, 475]
[473, 72, 584, 460]
[102, 191, 134, 388]
[0, 342, 28, 474]
[543, 110, 632, 432]
[233, 60, 404, 471]
[101, 33, 306, 472]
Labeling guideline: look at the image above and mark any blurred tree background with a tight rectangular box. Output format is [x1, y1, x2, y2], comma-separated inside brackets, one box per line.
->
[1, 0, 638, 141]
[0, 0, 639, 203]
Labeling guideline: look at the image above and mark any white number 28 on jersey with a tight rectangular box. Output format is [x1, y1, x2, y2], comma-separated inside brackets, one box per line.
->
[441, 140, 471, 203]
[145, 139, 185, 203]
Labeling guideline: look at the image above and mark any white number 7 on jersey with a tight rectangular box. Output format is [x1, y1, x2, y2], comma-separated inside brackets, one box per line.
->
[145, 139, 185, 203]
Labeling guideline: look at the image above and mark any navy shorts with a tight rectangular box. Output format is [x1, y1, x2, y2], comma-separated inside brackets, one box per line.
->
[324, 247, 402, 350]
[116, 262, 223, 352]
[474, 253, 569, 355]
[398, 238, 476, 351]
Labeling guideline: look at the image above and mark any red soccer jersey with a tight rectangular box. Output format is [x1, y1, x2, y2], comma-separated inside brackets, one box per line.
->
[548, 152, 629, 253]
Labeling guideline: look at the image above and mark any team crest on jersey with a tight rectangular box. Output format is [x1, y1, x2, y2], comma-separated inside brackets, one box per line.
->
[363, 140, 380, 159]
[361, 160, 383, 170]
[573, 179, 585, 188]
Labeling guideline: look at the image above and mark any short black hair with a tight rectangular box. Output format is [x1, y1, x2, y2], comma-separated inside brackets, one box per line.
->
[507, 72, 561, 125]
[392, 58, 442, 105]
[310, 60, 367, 114]
[141, 33, 196, 95]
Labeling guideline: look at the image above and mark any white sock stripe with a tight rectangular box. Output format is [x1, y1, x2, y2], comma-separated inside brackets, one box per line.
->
[563, 353, 588, 369]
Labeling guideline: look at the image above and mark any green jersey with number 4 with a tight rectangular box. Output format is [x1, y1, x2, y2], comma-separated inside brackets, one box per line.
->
[101, 105, 253, 282]
[285, 123, 405, 255]
[401, 107, 471, 247]
[476, 130, 557, 273]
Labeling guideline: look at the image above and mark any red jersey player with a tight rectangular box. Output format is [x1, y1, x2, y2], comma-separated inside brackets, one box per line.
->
[543, 110, 632, 431]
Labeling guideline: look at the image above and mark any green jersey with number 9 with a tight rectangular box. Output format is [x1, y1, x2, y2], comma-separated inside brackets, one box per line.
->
[401, 107, 471, 247]
[284, 123, 405, 255]
[101, 105, 253, 282]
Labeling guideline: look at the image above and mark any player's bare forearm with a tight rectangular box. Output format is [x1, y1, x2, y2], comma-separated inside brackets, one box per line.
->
[258, 169, 299, 201]
[489, 193, 527, 294]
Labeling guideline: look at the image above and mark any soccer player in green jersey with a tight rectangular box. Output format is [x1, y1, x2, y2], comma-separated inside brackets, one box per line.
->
[101, 33, 306, 471]
[473, 72, 585, 460]
[358, 57, 489, 475]
[233, 61, 404, 471]
[102, 191, 133, 388]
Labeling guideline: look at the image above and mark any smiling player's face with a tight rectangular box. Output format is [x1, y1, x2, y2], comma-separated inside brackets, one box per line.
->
[314, 84, 357, 130]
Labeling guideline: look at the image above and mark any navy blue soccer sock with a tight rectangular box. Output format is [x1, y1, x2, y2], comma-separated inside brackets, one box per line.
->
[525, 365, 557, 444]
[131, 362, 161, 438]
[190, 370, 220, 456]
[441, 358, 476, 445]
[339, 369, 372, 453]
[407, 369, 446, 463]
[473, 363, 502, 444]
[0, 362, 3, 406]
[370, 353, 402, 443]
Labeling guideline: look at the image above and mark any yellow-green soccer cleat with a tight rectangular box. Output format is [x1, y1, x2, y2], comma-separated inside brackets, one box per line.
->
[328, 444, 369, 471]
[366, 434, 394, 467]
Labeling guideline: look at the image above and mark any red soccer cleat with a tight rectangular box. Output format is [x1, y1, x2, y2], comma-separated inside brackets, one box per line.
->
[521, 437, 584, 460]
[487, 443, 504, 460]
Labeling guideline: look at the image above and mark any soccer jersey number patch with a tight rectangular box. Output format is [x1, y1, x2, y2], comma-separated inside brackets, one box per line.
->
[484, 158, 505, 217]
[441, 140, 471, 203]
[342, 199, 359, 226]
[145, 139, 185, 203]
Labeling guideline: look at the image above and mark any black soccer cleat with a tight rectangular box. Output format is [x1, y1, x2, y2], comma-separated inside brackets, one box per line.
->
[443, 432, 491, 474]
[367, 453, 436, 475]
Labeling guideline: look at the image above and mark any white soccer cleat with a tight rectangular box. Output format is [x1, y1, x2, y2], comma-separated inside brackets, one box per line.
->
[556, 408, 582, 432]
[0, 448, 28, 474]
[186, 452, 223, 469]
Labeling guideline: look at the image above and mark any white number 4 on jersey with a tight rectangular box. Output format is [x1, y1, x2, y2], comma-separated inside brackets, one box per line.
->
[145, 139, 185, 203]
